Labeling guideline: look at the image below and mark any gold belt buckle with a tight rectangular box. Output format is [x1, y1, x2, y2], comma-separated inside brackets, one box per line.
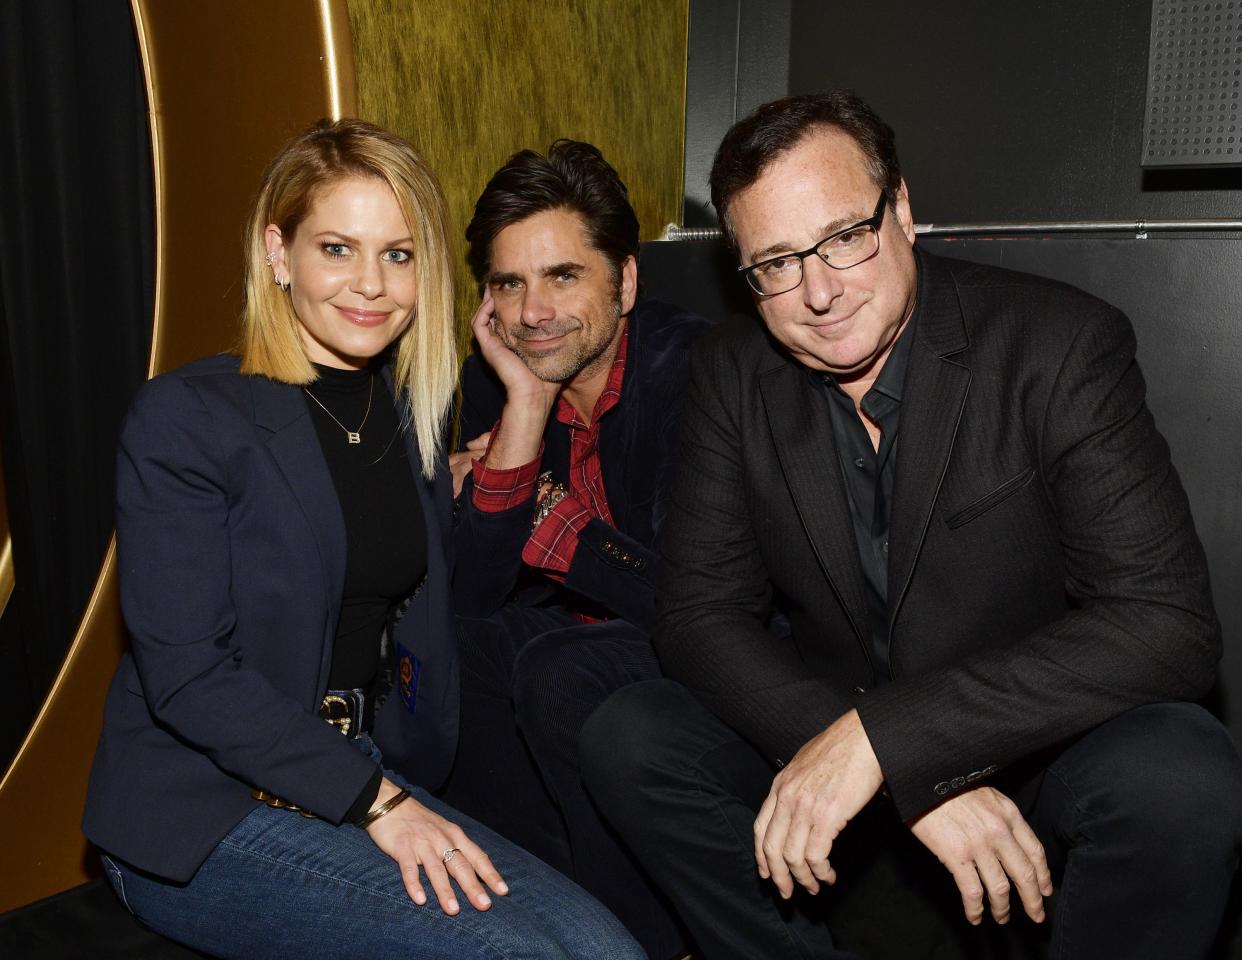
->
[320, 693, 353, 736]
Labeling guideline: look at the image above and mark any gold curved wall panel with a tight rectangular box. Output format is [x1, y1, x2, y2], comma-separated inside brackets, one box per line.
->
[138, 0, 358, 376]
[0, 447, 12, 618]
[0, 542, 123, 913]
[0, 0, 357, 914]
[346, 0, 690, 334]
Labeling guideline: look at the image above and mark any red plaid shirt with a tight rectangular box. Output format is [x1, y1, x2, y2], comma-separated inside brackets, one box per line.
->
[471, 324, 628, 582]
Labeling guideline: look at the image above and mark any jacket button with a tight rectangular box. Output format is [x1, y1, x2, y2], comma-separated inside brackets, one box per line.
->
[853, 686, 865, 694]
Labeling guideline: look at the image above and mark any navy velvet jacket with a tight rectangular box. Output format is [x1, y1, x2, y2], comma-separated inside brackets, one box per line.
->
[453, 299, 710, 630]
[82, 356, 458, 881]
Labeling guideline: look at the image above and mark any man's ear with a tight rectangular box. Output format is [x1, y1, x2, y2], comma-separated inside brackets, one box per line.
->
[893, 179, 916, 245]
[618, 255, 638, 315]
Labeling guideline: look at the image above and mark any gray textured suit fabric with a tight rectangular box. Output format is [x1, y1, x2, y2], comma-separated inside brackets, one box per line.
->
[656, 246, 1219, 820]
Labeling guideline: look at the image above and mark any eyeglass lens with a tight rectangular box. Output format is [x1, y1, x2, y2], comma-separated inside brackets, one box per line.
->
[746, 226, 880, 296]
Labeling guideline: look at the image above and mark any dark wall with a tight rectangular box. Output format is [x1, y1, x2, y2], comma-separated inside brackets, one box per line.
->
[787, 0, 1242, 223]
[684, 0, 792, 225]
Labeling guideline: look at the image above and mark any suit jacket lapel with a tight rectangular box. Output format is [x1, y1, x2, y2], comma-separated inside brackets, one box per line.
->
[382, 367, 461, 778]
[599, 310, 640, 533]
[887, 251, 972, 628]
[761, 362, 870, 646]
[251, 375, 346, 687]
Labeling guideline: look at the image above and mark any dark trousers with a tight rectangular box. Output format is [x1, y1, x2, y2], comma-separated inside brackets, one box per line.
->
[582, 679, 1242, 960]
[440, 606, 685, 959]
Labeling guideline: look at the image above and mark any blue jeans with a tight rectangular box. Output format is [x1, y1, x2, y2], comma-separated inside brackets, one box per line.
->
[100, 735, 643, 960]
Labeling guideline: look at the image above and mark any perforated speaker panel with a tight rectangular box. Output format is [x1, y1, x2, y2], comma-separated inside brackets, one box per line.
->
[1143, 0, 1242, 168]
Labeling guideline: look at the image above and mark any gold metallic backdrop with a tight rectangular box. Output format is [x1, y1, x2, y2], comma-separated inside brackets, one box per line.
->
[346, 0, 689, 333]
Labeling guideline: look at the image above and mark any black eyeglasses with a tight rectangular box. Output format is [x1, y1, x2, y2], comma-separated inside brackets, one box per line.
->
[739, 191, 889, 297]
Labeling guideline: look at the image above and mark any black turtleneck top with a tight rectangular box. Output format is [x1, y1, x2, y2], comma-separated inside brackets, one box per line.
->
[304, 363, 427, 691]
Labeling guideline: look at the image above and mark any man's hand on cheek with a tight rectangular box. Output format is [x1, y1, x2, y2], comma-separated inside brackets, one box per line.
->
[472, 292, 558, 406]
[471, 293, 558, 470]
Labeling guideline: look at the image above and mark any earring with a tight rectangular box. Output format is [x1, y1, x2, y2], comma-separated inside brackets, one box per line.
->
[277, 276, 290, 291]
[265, 252, 277, 266]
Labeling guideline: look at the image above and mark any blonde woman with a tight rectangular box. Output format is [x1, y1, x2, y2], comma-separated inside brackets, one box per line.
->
[82, 119, 642, 960]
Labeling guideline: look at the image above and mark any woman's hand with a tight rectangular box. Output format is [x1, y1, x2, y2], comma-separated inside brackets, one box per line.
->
[449, 431, 490, 498]
[365, 779, 509, 914]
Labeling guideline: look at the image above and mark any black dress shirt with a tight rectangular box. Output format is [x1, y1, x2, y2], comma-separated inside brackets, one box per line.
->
[818, 310, 916, 684]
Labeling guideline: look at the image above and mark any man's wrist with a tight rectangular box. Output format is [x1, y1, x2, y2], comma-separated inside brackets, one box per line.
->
[485, 401, 552, 470]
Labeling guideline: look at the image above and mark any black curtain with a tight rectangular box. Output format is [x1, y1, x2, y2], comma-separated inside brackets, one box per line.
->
[0, 0, 153, 766]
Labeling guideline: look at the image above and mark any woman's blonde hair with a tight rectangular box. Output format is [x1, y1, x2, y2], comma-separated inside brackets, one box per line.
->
[240, 118, 456, 479]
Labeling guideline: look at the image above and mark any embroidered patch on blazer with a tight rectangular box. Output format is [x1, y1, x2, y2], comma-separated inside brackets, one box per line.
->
[396, 644, 421, 714]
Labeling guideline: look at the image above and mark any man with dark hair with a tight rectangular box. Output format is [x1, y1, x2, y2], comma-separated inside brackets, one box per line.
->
[445, 140, 703, 958]
[582, 93, 1242, 959]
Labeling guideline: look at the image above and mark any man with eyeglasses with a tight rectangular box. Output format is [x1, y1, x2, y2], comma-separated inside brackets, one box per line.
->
[582, 91, 1242, 959]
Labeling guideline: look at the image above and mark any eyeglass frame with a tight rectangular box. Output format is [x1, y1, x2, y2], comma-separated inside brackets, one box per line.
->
[737, 190, 891, 297]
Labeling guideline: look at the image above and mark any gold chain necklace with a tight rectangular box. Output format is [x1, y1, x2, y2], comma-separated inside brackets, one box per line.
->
[304, 375, 373, 444]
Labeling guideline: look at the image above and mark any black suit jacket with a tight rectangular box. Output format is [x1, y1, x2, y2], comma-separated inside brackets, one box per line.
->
[83, 355, 458, 880]
[454, 298, 710, 629]
[657, 248, 1219, 819]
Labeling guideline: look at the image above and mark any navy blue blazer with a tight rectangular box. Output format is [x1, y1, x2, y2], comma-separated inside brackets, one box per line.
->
[453, 299, 710, 629]
[83, 355, 458, 882]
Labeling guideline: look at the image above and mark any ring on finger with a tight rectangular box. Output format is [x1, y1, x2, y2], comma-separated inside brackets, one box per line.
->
[441, 847, 460, 864]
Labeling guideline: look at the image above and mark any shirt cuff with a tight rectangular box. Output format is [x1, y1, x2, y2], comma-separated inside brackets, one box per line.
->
[345, 766, 384, 825]
[470, 425, 543, 513]
[522, 494, 593, 577]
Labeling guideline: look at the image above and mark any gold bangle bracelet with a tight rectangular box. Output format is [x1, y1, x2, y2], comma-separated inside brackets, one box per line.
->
[357, 788, 411, 829]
